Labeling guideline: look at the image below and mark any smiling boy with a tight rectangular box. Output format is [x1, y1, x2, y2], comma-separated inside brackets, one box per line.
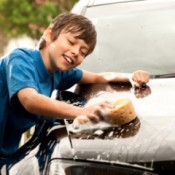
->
[0, 13, 149, 165]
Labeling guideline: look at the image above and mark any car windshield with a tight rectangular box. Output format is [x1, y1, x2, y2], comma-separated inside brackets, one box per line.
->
[78, 0, 175, 75]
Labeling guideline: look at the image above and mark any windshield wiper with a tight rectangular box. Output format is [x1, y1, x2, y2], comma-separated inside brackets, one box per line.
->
[151, 73, 175, 79]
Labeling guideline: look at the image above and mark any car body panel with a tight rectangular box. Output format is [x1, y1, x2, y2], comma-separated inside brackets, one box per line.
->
[53, 78, 175, 171]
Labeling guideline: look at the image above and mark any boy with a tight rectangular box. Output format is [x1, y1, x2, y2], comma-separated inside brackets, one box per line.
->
[0, 12, 149, 165]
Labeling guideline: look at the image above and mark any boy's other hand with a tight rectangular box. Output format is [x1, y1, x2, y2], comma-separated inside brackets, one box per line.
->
[130, 70, 150, 88]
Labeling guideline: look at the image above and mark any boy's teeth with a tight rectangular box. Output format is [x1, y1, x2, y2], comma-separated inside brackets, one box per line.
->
[65, 56, 72, 64]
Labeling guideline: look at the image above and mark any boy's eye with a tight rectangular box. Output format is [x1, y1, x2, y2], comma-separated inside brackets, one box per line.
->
[68, 39, 74, 45]
[80, 50, 87, 57]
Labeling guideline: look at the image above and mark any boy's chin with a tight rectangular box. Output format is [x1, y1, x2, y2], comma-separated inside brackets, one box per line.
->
[58, 66, 73, 71]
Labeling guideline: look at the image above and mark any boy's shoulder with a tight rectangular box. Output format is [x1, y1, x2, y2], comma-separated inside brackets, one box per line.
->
[10, 47, 37, 56]
[1, 47, 39, 65]
[9, 47, 39, 60]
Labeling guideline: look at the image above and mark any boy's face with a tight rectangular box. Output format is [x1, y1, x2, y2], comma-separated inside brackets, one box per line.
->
[46, 30, 89, 72]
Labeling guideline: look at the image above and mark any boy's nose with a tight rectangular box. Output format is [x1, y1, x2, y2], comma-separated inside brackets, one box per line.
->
[71, 45, 79, 56]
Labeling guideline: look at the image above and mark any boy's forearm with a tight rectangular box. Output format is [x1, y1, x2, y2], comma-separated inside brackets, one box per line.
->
[18, 88, 84, 120]
[80, 70, 131, 84]
[97, 70, 150, 87]
[97, 72, 130, 83]
[29, 95, 83, 120]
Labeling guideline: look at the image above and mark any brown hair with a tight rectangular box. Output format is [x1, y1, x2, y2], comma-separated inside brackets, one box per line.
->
[38, 12, 97, 56]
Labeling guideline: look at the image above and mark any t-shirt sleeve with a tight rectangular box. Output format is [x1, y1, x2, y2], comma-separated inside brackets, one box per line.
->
[6, 49, 38, 102]
[58, 68, 83, 90]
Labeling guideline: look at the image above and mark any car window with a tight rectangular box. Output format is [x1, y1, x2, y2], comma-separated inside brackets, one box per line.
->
[78, 0, 175, 75]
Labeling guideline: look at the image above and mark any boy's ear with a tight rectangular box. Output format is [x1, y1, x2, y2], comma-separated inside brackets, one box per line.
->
[43, 27, 52, 44]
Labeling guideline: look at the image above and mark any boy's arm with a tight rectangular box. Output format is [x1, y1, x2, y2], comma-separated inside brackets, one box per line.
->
[79, 70, 129, 84]
[17, 88, 112, 120]
[79, 70, 149, 87]
[17, 88, 84, 120]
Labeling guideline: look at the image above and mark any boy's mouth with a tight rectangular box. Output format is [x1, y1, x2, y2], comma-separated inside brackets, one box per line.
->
[63, 55, 74, 65]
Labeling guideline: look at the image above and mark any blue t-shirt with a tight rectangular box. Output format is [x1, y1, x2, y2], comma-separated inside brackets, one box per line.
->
[0, 48, 83, 157]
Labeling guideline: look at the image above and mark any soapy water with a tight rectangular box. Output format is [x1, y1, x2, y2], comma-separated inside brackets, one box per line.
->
[67, 117, 140, 140]
[65, 90, 140, 139]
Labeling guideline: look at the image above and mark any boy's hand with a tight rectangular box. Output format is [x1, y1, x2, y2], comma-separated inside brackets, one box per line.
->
[130, 70, 150, 88]
[72, 101, 113, 129]
[78, 101, 114, 123]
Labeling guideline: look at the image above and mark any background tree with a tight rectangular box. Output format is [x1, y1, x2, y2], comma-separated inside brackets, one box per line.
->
[0, 0, 78, 55]
[0, 0, 78, 39]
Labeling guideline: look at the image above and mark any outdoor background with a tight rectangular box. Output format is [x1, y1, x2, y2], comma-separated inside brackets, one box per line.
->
[0, 0, 78, 56]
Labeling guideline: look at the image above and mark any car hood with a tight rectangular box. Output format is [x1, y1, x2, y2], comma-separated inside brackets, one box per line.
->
[53, 77, 175, 169]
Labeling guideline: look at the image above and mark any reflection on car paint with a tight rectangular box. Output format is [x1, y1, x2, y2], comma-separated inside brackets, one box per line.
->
[68, 117, 140, 139]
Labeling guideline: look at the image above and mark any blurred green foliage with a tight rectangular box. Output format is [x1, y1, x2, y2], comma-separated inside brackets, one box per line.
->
[0, 0, 78, 39]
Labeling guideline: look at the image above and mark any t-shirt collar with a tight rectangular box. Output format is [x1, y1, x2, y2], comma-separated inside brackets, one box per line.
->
[34, 49, 51, 80]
